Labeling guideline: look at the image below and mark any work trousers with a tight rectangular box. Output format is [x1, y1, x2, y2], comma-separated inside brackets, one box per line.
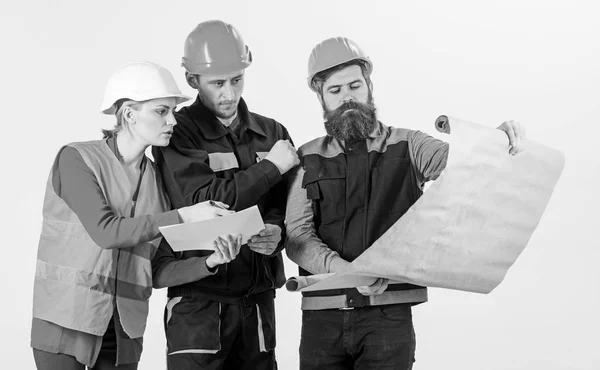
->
[300, 304, 416, 370]
[164, 296, 277, 370]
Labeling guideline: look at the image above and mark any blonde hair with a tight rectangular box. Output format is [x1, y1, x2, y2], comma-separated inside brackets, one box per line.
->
[101, 99, 142, 138]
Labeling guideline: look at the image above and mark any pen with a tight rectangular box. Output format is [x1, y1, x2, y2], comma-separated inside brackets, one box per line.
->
[209, 200, 229, 210]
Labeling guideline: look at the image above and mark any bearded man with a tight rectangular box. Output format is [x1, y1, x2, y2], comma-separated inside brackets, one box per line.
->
[284, 37, 526, 370]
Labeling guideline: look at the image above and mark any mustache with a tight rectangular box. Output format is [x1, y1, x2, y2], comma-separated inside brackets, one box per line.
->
[330, 100, 370, 116]
[323, 99, 377, 143]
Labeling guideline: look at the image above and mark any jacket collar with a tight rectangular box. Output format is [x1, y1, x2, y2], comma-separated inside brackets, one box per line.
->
[187, 96, 267, 140]
[368, 121, 385, 138]
[327, 120, 386, 147]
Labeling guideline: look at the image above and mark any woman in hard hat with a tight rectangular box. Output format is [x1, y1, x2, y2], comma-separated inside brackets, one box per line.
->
[31, 61, 242, 370]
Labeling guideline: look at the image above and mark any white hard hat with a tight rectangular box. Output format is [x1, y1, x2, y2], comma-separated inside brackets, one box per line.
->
[101, 61, 191, 114]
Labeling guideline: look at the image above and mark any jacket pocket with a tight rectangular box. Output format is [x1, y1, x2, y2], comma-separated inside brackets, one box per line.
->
[164, 296, 221, 355]
[370, 157, 414, 215]
[302, 166, 346, 224]
[256, 299, 276, 352]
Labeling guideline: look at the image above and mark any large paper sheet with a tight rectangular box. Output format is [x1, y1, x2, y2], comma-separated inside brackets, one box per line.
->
[287, 116, 564, 294]
[159, 205, 265, 251]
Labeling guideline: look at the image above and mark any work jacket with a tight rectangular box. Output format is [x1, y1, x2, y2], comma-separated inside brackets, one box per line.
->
[152, 97, 290, 303]
[287, 122, 448, 308]
[33, 140, 168, 337]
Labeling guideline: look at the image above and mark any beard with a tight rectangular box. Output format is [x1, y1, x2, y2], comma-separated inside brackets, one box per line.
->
[323, 95, 377, 143]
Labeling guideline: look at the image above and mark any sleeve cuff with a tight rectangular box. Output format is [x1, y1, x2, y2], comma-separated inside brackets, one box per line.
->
[256, 159, 283, 188]
[200, 257, 219, 275]
[155, 210, 182, 228]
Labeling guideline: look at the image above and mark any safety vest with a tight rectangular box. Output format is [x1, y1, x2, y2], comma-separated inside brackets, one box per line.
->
[32, 140, 169, 338]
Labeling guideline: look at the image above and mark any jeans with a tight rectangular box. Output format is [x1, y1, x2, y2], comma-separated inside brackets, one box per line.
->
[300, 304, 416, 370]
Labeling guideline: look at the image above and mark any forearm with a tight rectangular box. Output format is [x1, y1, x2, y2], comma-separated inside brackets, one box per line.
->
[155, 144, 282, 210]
[206, 160, 282, 211]
[285, 230, 346, 275]
[152, 256, 217, 289]
[152, 238, 217, 288]
[94, 212, 180, 249]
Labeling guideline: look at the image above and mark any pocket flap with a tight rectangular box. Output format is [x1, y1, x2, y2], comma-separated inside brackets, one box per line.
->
[301, 165, 346, 187]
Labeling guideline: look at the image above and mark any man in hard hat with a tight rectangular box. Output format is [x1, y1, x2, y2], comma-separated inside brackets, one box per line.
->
[152, 20, 298, 370]
[285, 37, 526, 370]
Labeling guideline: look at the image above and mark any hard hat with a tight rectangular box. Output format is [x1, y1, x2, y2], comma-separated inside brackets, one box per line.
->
[182, 20, 252, 75]
[101, 61, 191, 115]
[307, 37, 373, 92]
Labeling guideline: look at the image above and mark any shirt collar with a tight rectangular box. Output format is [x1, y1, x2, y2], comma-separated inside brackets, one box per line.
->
[328, 120, 386, 146]
[187, 96, 267, 140]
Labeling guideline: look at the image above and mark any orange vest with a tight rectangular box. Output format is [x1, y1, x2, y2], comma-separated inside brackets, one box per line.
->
[32, 140, 169, 338]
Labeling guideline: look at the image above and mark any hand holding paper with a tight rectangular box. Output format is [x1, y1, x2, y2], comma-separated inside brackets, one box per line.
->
[356, 278, 389, 296]
[206, 234, 243, 268]
[177, 200, 234, 223]
[248, 224, 282, 255]
[159, 205, 265, 252]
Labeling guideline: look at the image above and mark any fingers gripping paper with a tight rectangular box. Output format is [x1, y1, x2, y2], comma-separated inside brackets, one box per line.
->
[287, 116, 564, 294]
[159, 205, 265, 251]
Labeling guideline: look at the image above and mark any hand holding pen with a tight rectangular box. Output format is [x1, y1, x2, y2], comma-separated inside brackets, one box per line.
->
[209, 200, 231, 211]
[177, 200, 234, 223]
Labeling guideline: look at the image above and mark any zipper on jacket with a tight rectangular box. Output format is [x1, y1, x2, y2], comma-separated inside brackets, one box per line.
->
[223, 127, 240, 292]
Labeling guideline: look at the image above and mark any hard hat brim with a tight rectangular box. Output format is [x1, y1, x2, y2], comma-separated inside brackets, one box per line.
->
[102, 93, 191, 115]
[181, 59, 252, 76]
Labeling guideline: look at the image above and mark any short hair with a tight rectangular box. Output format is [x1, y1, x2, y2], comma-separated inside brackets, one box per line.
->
[311, 59, 372, 95]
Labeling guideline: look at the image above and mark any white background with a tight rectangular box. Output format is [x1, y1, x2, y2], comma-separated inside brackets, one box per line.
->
[1, 0, 599, 369]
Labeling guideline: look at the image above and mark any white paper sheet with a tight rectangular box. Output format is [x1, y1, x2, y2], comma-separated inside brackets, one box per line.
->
[159, 205, 265, 251]
[287, 116, 565, 294]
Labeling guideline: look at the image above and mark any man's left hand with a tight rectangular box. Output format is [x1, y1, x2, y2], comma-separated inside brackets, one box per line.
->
[356, 278, 389, 296]
[248, 224, 281, 255]
[497, 120, 527, 155]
